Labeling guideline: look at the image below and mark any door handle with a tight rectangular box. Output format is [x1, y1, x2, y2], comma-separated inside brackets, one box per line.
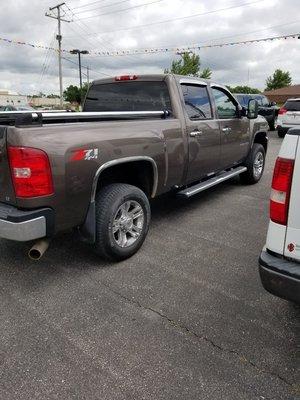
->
[222, 127, 232, 134]
[189, 130, 203, 137]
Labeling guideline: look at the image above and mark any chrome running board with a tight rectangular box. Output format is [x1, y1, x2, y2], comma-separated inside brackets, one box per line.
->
[177, 166, 247, 198]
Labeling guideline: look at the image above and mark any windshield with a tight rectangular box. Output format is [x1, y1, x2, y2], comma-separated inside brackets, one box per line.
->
[84, 81, 172, 112]
[17, 106, 34, 111]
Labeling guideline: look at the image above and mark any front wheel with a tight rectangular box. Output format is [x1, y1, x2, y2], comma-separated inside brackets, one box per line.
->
[240, 143, 266, 184]
[269, 117, 277, 131]
[93, 183, 151, 261]
[278, 127, 286, 138]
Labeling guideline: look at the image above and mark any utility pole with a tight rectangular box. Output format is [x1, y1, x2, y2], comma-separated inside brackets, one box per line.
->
[70, 49, 89, 90]
[46, 3, 71, 108]
[87, 66, 90, 85]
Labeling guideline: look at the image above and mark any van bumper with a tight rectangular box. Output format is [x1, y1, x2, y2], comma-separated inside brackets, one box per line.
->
[259, 249, 300, 304]
[0, 203, 54, 242]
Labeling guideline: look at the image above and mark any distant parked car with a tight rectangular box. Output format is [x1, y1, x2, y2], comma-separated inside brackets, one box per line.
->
[0, 105, 34, 111]
[235, 94, 278, 130]
[277, 98, 300, 138]
[259, 128, 300, 304]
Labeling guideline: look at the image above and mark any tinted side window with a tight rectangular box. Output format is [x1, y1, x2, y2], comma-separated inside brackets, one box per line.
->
[181, 84, 212, 120]
[285, 101, 300, 111]
[254, 95, 264, 106]
[84, 81, 172, 112]
[212, 88, 238, 119]
[261, 96, 269, 106]
[235, 95, 246, 106]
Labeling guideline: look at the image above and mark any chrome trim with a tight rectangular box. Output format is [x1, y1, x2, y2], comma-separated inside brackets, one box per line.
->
[0, 110, 168, 120]
[210, 83, 228, 91]
[189, 130, 203, 137]
[222, 127, 232, 134]
[177, 167, 247, 198]
[180, 78, 207, 86]
[0, 216, 46, 241]
[91, 156, 158, 201]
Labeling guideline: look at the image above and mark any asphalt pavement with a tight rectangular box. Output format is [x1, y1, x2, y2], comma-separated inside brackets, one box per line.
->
[0, 131, 299, 400]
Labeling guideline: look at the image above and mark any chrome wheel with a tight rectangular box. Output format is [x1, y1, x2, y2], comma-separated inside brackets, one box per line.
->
[253, 151, 264, 179]
[112, 200, 144, 248]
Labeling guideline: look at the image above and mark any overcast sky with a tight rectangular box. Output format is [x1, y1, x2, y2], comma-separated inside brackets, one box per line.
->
[0, 0, 299, 94]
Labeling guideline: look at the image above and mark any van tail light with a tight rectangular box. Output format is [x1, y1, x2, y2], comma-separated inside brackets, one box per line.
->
[278, 107, 287, 115]
[270, 157, 294, 225]
[8, 146, 54, 198]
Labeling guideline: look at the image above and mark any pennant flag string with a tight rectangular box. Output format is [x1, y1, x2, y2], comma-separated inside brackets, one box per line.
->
[0, 32, 299, 58]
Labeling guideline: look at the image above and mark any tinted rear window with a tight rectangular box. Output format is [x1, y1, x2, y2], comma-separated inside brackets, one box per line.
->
[84, 81, 172, 112]
[284, 100, 300, 111]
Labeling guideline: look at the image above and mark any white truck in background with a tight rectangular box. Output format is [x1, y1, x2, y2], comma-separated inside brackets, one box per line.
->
[259, 128, 300, 304]
[277, 98, 300, 138]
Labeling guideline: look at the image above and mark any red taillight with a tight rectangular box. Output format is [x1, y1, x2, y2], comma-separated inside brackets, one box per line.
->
[115, 75, 138, 81]
[278, 107, 287, 115]
[8, 146, 54, 198]
[270, 157, 294, 225]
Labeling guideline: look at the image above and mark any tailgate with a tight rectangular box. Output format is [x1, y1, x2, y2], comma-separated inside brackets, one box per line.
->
[284, 134, 300, 261]
[0, 126, 16, 205]
[284, 111, 300, 126]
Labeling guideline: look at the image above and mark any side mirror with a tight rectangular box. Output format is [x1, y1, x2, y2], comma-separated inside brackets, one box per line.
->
[270, 101, 277, 106]
[247, 99, 258, 119]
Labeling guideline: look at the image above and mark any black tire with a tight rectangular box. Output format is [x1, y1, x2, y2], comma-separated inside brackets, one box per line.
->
[240, 143, 266, 184]
[278, 128, 286, 138]
[269, 119, 275, 131]
[94, 183, 151, 261]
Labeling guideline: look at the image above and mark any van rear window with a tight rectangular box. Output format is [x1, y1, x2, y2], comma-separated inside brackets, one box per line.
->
[84, 81, 172, 112]
[284, 100, 300, 111]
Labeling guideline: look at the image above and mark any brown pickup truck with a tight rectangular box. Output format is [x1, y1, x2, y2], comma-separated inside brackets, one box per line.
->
[0, 74, 269, 261]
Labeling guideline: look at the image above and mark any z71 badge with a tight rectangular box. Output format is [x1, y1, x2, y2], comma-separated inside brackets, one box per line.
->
[71, 148, 99, 161]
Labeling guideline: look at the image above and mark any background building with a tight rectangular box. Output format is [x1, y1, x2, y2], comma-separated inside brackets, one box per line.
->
[264, 85, 300, 103]
[0, 90, 28, 106]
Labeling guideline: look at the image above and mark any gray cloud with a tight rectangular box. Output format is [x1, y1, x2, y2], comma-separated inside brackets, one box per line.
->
[0, 0, 299, 94]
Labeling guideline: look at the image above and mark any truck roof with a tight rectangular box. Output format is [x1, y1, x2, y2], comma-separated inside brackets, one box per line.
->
[92, 74, 212, 86]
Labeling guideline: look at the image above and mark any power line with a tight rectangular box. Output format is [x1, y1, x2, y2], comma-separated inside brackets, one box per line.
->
[77, 0, 263, 34]
[62, 56, 111, 77]
[158, 19, 300, 50]
[63, 2, 139, 63]
[75, 0, 164, 20]
[72, 0, 108, 10]
[63, 4, 121, 55]
[73, 0, 134, 14]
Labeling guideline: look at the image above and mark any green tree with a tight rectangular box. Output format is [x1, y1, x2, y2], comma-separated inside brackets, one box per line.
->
[63, 83, 89, 103]
[46, 94, 60, 99]
[228, 85, 261, 94]
[265, 69, 292, 91]
[164, 52, 212, 79]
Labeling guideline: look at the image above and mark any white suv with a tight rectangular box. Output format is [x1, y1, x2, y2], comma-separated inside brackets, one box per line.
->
[259, 128, 300, 303]
[277, 98, 300, 138]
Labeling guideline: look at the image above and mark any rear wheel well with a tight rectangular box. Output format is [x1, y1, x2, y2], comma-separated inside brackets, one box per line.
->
[96, 161, 155, 198]
[253, 131, 268, 153]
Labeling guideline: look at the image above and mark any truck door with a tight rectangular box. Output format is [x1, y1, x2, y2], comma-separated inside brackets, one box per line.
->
[181, 82, 221, 184]
[211, 86, 249, 169]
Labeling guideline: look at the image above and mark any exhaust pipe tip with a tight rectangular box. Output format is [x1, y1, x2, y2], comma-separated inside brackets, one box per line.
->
[28, 239, 50, 261]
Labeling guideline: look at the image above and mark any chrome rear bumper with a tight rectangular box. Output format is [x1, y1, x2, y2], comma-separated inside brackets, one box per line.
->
[0, 203, 54, 242]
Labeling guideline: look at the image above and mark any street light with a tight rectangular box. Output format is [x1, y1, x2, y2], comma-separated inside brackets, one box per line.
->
[70, 49, 89, 89]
